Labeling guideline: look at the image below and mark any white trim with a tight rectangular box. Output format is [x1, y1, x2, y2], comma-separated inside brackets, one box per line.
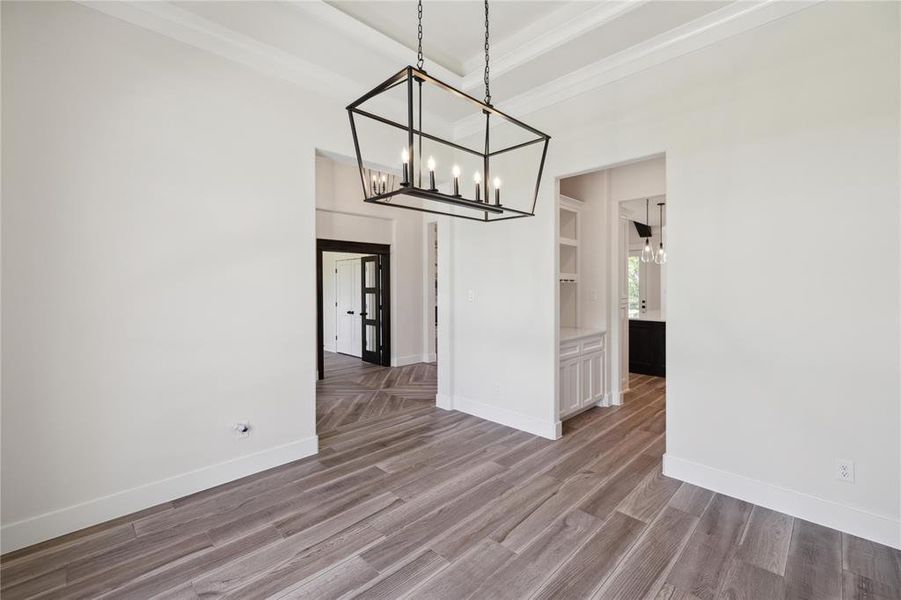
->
[391, 354, 424, 368]
[422, 353, 437, 364]
[0, 436, 319, 553]
[79, 1, 360, 99]
[663, 453, 901, 550]
[285, 1, 462, 86]
[81, 0, 820, 142]
[436, 393, 454, 411]
[594, 392, 612, 409]
[455, 0, 821, 138]
[460, 0, 649, 90]
[451, 394, 560, 440]
[77, 1, 454, 134]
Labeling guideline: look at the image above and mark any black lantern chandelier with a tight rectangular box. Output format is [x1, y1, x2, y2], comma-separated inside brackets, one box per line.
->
[346, 0, 550, 222]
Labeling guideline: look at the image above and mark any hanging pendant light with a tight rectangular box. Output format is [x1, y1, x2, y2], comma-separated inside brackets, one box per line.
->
[640, 198, 653, 263]
[346, 0, 550, 222]
[655, 202, 667, 264]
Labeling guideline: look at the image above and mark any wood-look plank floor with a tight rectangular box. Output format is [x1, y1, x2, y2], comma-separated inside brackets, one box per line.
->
[3, 370, 900, 599]
[317, 352, 436, 435]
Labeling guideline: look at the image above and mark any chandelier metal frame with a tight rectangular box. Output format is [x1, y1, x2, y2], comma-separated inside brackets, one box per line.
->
[345, 1, 550, 223]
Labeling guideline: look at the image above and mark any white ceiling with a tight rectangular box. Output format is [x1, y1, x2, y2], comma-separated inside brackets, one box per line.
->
[622, 196, 667, 227]
[327, 1, 581, 77]
[90, 1, 813, 135]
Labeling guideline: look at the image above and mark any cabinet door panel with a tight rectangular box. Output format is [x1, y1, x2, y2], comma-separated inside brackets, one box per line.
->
[581, 351, 604, 407]
[579, 354, 594, 407]
[595, 351, 606, 402]
[559, 357, 581, 417]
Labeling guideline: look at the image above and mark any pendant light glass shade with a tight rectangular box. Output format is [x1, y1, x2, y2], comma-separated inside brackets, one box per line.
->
[654, 243, 667, 264]
[641, 239, 653, 263]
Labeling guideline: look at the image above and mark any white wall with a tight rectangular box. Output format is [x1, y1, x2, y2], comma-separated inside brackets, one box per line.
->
[447, 2, 901, 547]
[0, 1, 391, 552]
[315, 156, 428, 366]
[609, 157, 666, 204]
[322, 252, 366, 354]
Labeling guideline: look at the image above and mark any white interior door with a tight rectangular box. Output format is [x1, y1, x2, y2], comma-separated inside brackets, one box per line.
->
[336, 258, 362, 357]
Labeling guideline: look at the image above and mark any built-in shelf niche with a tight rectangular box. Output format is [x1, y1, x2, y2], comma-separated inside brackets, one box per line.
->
[559, 203, 580, 329]
[559, 244, 577, 275]
[560, 206, 578, 240]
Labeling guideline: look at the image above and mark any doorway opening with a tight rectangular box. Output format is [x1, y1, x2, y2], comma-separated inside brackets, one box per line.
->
[316, 239, 391, 380]
[621, 196, 666, 379]
[555, 155, 666, 431]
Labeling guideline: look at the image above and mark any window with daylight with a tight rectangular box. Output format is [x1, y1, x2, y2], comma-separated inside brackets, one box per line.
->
[628, 255, 641, 318]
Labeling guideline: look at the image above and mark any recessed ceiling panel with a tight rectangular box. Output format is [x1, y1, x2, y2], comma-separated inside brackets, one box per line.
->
[327, 1, 583, 75]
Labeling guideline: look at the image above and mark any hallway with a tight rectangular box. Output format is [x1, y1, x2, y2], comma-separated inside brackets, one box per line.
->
[317, 353, 437, 436]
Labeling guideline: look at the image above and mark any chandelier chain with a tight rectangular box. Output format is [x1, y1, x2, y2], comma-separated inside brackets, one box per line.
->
[484, 0, 491, 105]
[416, 0, 424, 70]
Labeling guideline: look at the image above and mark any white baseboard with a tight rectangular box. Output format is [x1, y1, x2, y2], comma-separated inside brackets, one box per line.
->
[422, 353, 437, 364]
[1, 435, 319, 554]
[663, 453, 901, 550]
[594, 392, 612, 408]
[323, 342, 336, 353]
[436, 393, 453, 410]
[391, 354, 423, 367]
[451, 394, 560, 440]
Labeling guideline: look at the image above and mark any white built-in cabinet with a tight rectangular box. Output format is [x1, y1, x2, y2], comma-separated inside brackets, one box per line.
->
[559, 330, 607, 419]
[558, 194, 608, 421]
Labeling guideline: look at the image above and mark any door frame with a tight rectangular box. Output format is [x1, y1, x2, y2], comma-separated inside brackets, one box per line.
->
[317, 239, 391, 380]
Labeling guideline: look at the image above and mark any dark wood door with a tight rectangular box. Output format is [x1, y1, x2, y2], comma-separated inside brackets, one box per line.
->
[629, 320, 666, 377]
[360, 255, 382, 365]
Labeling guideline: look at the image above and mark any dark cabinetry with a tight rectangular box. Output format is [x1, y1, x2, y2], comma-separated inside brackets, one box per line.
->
[629, 319, 665, 377]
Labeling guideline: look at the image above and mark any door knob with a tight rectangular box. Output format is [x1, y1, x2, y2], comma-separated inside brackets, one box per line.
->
[346, 310, 354, 315]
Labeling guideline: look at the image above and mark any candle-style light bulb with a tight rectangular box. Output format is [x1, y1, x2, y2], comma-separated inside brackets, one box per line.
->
[427, 156, 437, 191]
[401, 148, 410, 186]
[371, 173, 378, 196]
[493, 177, 502, 205]
[452, 165, 461, 197]
[380, 173, 387, 193]
[473, 171, 482, 202]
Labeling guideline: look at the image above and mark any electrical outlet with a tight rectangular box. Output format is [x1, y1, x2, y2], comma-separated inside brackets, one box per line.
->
[233, 421, 251, 439]
[836, 459, 854, 483]
[467, 289, 474, 301]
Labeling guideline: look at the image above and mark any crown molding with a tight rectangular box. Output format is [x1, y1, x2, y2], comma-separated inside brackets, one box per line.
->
[459, 0, 649, 92]
[80, 1, 360, 98]
[455, 0, 822, 139]
[77, 1, 456, 133]
[80, 0, 822, 144]
[283, 1, 463, 87]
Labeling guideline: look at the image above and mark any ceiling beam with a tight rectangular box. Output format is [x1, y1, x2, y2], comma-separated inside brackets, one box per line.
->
[455, 0, 822, 139]
[285, 1, 463, 87]
[459, 0, 650, 92]
[77, 1, 456, 135]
